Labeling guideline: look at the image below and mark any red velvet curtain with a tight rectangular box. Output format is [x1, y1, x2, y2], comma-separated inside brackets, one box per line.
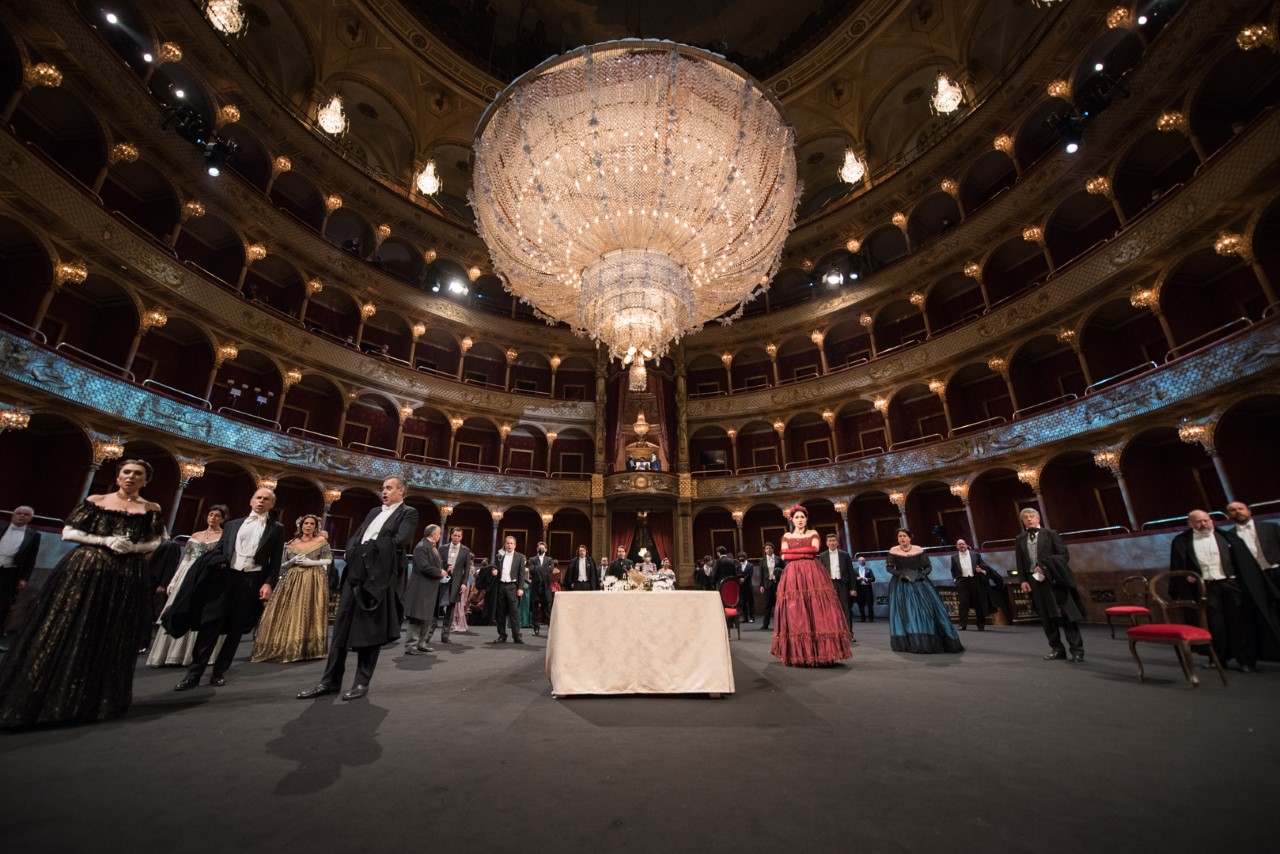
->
[650, 510, 674, 567]
[610, 509, 636, 559]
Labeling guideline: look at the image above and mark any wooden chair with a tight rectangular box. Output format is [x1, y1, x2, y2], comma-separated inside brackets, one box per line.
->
[1105, 575, 1153, 638]
[1126, 571, 1227, 688]
[718, 577, 741, 639]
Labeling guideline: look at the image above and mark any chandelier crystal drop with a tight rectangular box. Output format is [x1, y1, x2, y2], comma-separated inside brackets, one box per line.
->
[205, 0, 247, 36]
[838, 148, 866, 184]
[471, 41, 800, 388]
[930, 72, 965, 114]
[415, 160, 442, 195]
[317, 95, 348, 135]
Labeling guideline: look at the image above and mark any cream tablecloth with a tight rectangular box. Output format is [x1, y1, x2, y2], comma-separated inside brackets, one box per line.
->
[546, 591, 736, 696]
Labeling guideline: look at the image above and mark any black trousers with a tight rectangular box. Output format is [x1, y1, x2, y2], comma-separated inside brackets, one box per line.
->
[0, 566, 20, 634]
[1040, 614, 1084, 655]
[956, 577, 988, 628]
[855, 585, 875, 621]
[187, 570, 263, 681]
[1205, 579, 1256, 665]
[494, 582, 521, 639]
[319, 581, 381, 686]
[532, 595, 552, 626]
[738, 581, 754, 621]
[760, 585, 777, 628]
[833, 578, 853, 632]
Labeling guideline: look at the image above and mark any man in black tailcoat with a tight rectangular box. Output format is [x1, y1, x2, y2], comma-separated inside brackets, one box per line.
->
[950, 539, 992, 631]
[757, 542, 784, 630]
[563, 544, 599, 591]
[487, 535, 526, 644]
[528, 541, 554, 636]
[712, 546, 737, 590]
[437, 527, 473, 642]
[606, 545, 633, 580]
[0, 506, 41, 646]
[736, 552, 756, 623]
[1010, 508, 1084, 663]
[1223, 501, 1280, 661]
[853, 554, 876, 623]
[297, 477, 418, 700]
[818, 533, 855, 635]
[173, 488, 284, 690]
[1170, 509, 1276, 672]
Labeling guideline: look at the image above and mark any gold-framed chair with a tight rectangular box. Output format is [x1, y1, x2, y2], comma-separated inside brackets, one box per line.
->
[1126, 571, 1227, 688]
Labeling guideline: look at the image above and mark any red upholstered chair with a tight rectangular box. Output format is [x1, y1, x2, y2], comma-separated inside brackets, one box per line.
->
[1126, 571, 1227, 688]
[718, 577, 741, 639]
[1105, 575, 1153, 638]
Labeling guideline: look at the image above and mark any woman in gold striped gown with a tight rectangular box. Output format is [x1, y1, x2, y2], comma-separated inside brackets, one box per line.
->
[251, 515, 331, 663]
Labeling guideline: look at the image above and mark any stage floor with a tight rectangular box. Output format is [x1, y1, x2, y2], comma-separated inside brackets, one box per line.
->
[1, 621, 1276, 853]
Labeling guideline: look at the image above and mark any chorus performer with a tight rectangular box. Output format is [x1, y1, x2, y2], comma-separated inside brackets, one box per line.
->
[769, 504, 852, 667]
[0, 460, 165, 727]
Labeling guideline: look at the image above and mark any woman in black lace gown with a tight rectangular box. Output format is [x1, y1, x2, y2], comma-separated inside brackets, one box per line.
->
[0, 459, 165, 728]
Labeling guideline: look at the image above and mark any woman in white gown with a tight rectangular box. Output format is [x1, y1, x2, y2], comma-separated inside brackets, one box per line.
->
[147, 506, 228, 667]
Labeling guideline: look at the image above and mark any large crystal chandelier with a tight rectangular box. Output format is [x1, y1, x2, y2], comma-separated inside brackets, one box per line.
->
[205, 1, 247, 36]
[930, 72, 965, 114]
[317, 95, 348, 135]
[838, 148, 866, 184]
[471, 41, 800, 390]
[415, 160, 442, 195]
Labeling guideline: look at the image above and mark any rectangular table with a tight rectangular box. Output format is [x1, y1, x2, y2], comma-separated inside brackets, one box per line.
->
[546, 591, 736, 696]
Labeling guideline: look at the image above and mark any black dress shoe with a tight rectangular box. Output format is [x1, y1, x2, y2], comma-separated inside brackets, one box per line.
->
[977, 626, 985, 631]
[489, 637, 506, 644]
[209, 675, 226, 687]
[513, 638, 526, 644]
[296, 683, 339, 700]
[1043, 650, 1066, 660]
[759, 626, 771, 631]
[342, 685, 369, 701]
[173, 678, 200, 692]
[1070, 653, 1084, 664]
[405, 646, 427, 655]
[440, 636, 451, 644]
[960, 626, 967, 631]
[1239, 663, 1255, 673]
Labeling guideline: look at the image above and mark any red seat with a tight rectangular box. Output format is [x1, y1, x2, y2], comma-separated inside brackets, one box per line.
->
[718, 578, 741, 639]
[1126, 571, 1226, 688]
[1127, 624, 1212, 642]
[1104, 576, 1153, 638]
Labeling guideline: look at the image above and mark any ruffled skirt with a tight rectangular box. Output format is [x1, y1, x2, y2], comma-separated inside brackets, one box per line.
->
[770, 557, 853, 666]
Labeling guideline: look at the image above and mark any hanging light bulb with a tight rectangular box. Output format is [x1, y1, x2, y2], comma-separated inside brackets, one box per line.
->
[316, 95, 348, 136]
[930, 72, 965, 115]
[838, 148, 866, 184]
[415, 160, 442, 195]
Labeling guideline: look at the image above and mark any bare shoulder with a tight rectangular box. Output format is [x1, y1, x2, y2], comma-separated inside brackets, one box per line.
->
[145, 501, 162, 513]
[85, 494, 106, 506]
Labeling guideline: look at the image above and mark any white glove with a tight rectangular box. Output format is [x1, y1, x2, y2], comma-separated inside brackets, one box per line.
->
[62, 527, 110, 547]
[105, 535, 134, 554]
[295, 558, 314, 567]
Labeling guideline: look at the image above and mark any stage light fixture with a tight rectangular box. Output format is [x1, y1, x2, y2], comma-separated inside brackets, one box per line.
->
[106, 12, 119, 24]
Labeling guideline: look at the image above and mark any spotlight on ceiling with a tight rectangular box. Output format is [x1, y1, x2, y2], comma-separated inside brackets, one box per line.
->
[1094, 62, 1104, 71]
[202, 138, 237, 177]
[105, 12, 119, 24]
[142, 52, 153, 63]
[1137, 15, 1148, 25]
[174, 88, 185, 99]
[448, 279, 469, 295]
[823, 270, 844, 286]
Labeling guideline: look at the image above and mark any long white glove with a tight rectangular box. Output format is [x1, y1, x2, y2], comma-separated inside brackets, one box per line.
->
[63, 527, 111, 547]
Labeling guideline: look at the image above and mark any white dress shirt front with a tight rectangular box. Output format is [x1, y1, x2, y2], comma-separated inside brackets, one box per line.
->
[1192, 531, 1227, 581]
[233, 513, 269, 571]
[500, 550, 515, 582]
[958, 552, 973, 577]
[361, 502, 403, 543]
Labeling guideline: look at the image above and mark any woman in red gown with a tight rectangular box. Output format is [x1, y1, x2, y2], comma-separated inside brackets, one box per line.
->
[770, 505, 853, 666]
